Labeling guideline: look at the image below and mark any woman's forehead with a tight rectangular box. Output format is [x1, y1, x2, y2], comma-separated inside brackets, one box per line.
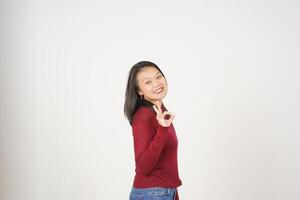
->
[137, 67, 160, 80]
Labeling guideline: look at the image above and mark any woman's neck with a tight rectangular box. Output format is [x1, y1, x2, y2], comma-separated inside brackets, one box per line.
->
[146, 98, 163, 108]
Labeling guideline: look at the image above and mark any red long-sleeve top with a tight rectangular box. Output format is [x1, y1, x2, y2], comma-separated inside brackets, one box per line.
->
[131, 104, 182, 191]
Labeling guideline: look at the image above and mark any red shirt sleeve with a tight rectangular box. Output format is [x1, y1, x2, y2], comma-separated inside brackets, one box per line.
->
[132, 107, 169, 176]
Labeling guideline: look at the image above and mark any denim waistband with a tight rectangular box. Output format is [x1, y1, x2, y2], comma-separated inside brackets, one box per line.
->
[132, 187, 174, 194]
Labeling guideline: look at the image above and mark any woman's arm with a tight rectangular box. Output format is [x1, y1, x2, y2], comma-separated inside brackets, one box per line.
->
[132, 108, 169, 176]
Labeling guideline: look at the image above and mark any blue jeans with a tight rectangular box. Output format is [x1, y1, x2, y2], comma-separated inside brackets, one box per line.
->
[129, 187, 176, 200]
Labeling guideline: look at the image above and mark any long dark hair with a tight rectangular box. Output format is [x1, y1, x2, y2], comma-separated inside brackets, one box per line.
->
[124, 61, 166, 125]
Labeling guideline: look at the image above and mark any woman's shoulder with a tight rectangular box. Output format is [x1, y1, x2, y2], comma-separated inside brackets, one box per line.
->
[132, 106, 156, 124]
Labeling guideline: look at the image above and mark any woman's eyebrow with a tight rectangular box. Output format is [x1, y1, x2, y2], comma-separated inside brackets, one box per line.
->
[143, 72, 161, 80]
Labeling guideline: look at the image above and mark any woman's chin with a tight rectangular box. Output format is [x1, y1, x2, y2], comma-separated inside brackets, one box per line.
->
[152, 93, 167, 100]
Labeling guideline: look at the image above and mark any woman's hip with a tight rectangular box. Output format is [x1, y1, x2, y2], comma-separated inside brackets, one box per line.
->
[129, 187, 177, 200]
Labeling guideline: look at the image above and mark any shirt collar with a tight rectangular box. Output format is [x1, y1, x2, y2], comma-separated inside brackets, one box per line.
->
[137, 98, 167, 112]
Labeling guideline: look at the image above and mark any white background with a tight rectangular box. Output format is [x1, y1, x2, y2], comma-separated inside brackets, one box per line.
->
[1, 0, 300, 199]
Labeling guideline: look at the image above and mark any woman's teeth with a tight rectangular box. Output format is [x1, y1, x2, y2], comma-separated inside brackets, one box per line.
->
[154, 87, 163, 94]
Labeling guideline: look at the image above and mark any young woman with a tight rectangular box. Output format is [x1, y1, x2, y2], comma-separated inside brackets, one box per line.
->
[124, 61, 182, 200]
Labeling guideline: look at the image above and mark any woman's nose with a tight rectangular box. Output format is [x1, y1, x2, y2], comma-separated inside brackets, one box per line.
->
[153, 79, 161, 87]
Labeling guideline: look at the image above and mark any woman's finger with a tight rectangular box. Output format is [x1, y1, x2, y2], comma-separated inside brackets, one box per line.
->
[153, 101, 162, 113]
[163, 111, 172, 117]
[153, 105, 159, 115]
[163, 111, 171, 114]
[169, 113, 175, 122]
[162, 111, 172, 120]
[157, 105, 163, 113]
[165, 111, 175, 122]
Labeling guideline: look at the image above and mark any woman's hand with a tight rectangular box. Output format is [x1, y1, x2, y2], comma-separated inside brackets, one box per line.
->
[153, 103, 175, 127]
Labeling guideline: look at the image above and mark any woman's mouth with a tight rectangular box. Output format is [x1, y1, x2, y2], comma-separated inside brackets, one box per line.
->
[154, 87, 164, 94]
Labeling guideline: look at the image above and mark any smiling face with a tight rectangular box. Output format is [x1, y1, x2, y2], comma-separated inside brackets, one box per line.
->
[136, 66, 168, 104]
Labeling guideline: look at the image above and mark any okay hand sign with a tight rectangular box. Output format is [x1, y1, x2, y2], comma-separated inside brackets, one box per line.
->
[153, 103, 175, 127]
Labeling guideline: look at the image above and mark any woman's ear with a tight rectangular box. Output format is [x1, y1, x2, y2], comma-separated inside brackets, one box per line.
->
[137, 89, 142, 96]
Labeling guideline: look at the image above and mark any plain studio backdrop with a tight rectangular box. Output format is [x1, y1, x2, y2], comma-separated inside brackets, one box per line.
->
[0, 0, 300, 200]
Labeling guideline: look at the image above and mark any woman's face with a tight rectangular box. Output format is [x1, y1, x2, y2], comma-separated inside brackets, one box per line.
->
[136, 66, 168, 103]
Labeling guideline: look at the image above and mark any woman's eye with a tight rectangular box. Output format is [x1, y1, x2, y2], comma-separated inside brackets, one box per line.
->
[157, 75, 162, 79]
[145, 81, 151, 84]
